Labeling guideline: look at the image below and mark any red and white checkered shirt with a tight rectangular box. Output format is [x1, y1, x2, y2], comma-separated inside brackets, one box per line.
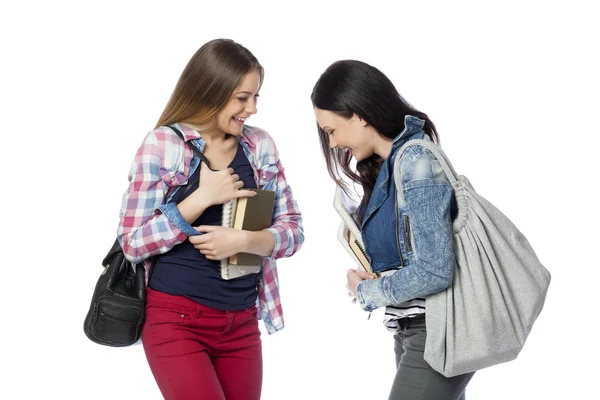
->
[117, 123, 304, 334]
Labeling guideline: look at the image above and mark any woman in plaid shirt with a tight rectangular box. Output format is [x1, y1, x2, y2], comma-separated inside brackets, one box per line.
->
[117, 39, 303, 400]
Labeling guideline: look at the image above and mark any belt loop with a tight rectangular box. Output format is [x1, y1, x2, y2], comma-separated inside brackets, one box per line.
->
[194, 303, 203, 319]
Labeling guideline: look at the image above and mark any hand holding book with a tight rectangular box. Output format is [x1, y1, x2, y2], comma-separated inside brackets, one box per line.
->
[190, 225, 250, 261]
[189, 188, 276, 280]
[346, 268, 378, 299]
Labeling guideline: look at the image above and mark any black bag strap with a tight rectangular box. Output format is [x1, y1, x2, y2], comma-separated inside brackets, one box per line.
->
[167, 124, 210, 199]
[167, 124, 211, 169]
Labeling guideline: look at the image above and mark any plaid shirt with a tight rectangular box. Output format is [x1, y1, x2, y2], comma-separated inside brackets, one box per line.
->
[117, 123, 304, 334]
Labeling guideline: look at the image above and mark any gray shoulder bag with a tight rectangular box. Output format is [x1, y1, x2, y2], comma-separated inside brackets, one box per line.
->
[394, 139, 551, 377]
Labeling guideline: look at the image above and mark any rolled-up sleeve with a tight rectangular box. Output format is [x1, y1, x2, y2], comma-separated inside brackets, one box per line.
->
[258, 139, 304, 260]
[117, 128, 192, 263]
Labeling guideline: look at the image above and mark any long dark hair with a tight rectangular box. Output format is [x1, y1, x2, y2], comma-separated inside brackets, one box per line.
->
[311, 60, 438, 221]
[156, 39, 263, 129]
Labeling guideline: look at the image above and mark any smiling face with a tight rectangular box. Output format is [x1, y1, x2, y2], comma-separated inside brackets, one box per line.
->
[314, 108, 377, 161]
[214, 68, 261, 136]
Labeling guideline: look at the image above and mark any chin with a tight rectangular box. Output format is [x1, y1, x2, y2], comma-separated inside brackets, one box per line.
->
[228, 127, 244, 136]
[219, 124, 242, 137]
[354, 150, 374, 162]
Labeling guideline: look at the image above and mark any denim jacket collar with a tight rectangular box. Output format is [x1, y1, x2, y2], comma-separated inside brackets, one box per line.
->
[361, 115, 426, 228]
[391, 115, 426, 151]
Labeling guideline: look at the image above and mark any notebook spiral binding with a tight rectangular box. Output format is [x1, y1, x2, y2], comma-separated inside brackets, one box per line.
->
[220, 200, 236, 279]
[222, 200, 235, 228]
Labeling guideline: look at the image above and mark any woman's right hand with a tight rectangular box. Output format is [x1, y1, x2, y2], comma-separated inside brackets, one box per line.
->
[192, 161, 257, 207]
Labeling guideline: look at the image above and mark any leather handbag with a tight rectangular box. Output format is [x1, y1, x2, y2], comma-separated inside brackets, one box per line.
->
[83, 239, 146, 346]
[83, 125, 209, 347]
[394, 139, 551, 377]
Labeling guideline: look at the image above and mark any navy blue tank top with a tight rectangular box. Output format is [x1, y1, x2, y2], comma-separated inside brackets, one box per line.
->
[150, 142, 260, 310]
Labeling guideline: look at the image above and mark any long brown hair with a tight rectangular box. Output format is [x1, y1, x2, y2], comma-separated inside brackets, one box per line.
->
[311, 60, 438, 222]
[156, 39, 263, 129]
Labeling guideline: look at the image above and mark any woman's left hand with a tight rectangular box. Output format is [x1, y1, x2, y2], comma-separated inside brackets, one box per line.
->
[189, 226, 247, 260]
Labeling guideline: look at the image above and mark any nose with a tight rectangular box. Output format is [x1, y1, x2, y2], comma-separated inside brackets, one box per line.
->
[328, 135, 337, 149]
[246, 98, 257, 115]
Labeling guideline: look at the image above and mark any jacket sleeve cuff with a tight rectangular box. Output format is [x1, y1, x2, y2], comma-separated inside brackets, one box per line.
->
[356, 276, 395, 312]
[157, 202, 202, 236]
[265, 225, 298, 259]
[264, 228, 280, 258]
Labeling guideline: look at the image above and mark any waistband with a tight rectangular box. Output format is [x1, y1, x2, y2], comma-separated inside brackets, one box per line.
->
[146, 288, 256, 317]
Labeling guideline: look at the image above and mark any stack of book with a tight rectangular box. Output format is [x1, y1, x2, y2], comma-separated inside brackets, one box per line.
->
[220, 189, 276, 280]
[333, 185, 373, 274]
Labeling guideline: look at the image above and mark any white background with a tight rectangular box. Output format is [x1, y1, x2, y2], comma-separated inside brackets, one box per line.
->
[1, 1, 599, 399]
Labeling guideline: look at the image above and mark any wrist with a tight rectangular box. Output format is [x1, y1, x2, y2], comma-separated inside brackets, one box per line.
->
[239, 230, 251, 253]
[191, 190, 212, 209]
[176, 192, 210, 224]
[241, 230, 274, 257]
[352, 280, 361, 298]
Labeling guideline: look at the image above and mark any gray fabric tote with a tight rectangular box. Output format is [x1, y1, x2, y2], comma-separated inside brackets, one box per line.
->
[393, 139, 551, 378]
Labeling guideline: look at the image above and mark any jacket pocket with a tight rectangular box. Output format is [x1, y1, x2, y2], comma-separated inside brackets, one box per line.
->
[258, 165, 278, 190]
[403, 214, 413, 253]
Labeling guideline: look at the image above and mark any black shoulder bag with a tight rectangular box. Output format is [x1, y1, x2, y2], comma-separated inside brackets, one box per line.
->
[83, 125, 209, 347]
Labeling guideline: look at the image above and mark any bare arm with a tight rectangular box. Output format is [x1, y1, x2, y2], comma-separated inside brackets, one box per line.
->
[242, 230, 275, 257]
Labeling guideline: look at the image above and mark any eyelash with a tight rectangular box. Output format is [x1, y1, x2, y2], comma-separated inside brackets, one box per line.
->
[238, 94, 260, 102]
[327, 130, 335, 135]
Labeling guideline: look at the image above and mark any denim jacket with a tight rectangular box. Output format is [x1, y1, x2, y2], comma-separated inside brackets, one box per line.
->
[356, 116, 456, 312]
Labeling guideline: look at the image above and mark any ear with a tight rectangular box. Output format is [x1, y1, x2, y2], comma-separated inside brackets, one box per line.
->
[352, 113, 368, 127]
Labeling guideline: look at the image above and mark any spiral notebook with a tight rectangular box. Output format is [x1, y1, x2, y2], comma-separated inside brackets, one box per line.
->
[220, 189, 276, 280]
[333, 185, 372, 273]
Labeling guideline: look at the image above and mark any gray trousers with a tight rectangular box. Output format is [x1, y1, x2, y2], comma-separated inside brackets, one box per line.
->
[389, 314, 474, 400]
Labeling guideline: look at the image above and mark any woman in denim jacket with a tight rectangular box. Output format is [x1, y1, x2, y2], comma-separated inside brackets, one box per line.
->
[312, 60, 474, 399]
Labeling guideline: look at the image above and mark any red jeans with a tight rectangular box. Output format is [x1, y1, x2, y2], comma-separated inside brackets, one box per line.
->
[142, 289, 262, 400]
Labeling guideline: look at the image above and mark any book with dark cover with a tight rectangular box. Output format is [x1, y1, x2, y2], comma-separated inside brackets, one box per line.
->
[220, 189, 276, 279]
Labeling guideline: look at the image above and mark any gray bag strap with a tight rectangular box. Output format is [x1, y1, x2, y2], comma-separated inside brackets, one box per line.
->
[393, 139, 460, 202]
[394, 139, 472, 235]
